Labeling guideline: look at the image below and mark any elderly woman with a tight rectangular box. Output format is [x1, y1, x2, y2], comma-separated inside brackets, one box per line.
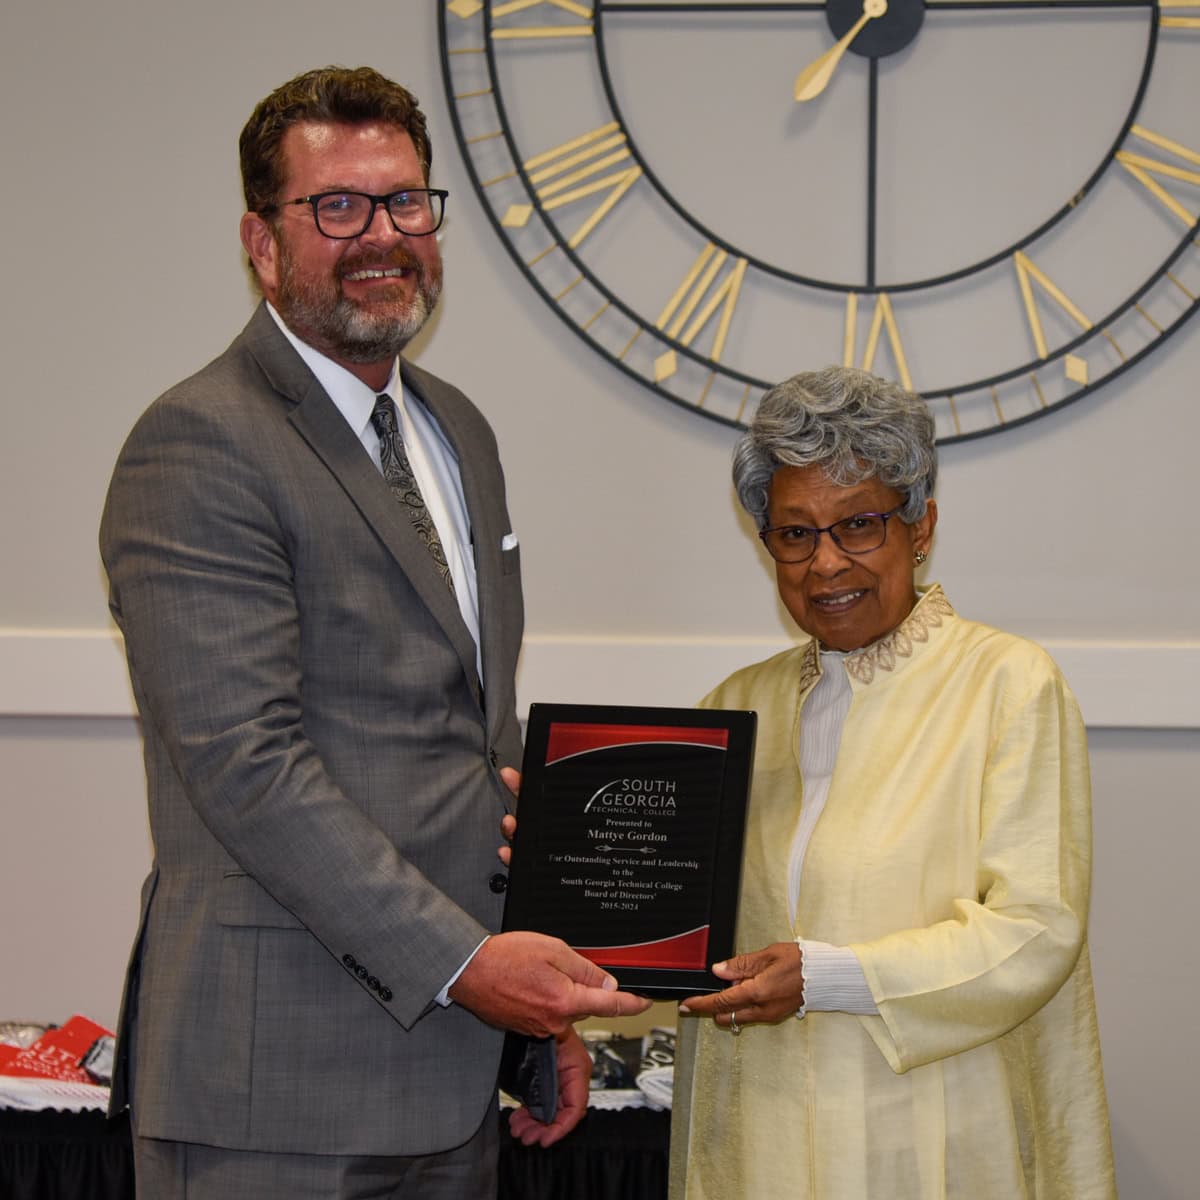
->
[670, 368, 1115, 1198]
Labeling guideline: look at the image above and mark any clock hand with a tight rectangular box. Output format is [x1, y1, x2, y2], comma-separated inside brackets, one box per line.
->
[794, 0, 888, 103]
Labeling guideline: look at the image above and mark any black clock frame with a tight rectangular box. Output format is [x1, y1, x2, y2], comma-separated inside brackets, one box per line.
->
[439, 0, 1200, 442]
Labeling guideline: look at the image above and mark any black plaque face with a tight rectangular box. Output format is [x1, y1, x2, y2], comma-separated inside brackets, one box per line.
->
[503, 703, 756, 998]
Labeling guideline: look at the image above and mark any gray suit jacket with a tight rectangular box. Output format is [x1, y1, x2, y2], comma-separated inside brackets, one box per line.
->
[100, 303, 525, 1156]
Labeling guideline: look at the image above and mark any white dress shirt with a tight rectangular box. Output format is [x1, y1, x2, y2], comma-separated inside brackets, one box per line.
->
[792, 651, 878, 1016]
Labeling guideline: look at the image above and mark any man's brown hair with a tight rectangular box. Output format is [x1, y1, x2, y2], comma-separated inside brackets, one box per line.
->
[239, 65, 433, 214]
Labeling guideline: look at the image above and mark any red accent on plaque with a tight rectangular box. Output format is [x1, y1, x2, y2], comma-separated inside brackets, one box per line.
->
[574, 925, 710, 971]
[546, 723, 729, 765]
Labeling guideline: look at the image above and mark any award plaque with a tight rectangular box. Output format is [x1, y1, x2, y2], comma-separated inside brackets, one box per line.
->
[503, 703, 756, 999]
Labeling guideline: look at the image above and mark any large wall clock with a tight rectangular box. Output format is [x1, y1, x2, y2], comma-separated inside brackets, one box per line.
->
[439, 0, 1200, 441]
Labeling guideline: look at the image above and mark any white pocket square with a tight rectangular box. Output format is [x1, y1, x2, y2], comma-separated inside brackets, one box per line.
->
[501, 532, 519, 551]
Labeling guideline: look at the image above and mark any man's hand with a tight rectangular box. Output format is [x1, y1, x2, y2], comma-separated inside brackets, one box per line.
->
[508, 1026, 593, 1147]
[678, 942, 805, 1032]
[497, 769, 519, 866]
[449, 930, 652, 1036]
[498, 813, 516, 868]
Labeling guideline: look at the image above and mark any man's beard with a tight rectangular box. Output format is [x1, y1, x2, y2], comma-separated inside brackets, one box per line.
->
[274, 241, 443, 363]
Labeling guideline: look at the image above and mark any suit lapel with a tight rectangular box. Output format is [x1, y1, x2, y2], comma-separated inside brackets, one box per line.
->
[402, 361, 511, 730]
[241, 306, 482, 697]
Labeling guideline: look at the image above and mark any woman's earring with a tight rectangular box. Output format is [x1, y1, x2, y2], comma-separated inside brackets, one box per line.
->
[914, 550, 928, 565]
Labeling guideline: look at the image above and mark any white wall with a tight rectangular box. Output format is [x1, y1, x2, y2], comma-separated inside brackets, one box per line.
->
[1, 5, 1196, 1197]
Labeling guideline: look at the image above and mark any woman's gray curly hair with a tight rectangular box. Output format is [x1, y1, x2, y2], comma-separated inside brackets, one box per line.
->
[733, 366, 937, 526]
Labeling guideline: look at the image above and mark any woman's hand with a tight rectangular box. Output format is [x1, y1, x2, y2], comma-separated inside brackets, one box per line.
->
[678, 943, 805, 1032]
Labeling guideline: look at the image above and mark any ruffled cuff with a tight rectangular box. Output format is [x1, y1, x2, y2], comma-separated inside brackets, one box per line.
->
[796, 938, 878, 1017]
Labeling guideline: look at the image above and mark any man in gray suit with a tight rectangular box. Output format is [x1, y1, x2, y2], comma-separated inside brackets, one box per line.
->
[100, 65, 649, 1198]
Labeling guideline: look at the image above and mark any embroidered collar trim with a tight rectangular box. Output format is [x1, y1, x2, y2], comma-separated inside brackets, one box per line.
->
[798, 584, 955, 689]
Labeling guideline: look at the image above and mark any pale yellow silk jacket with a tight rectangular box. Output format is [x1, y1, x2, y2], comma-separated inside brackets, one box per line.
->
[670, 587, 1115, 1199]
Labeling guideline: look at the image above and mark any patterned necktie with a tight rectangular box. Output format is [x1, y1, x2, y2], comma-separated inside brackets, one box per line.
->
[370, 394, 456, 596]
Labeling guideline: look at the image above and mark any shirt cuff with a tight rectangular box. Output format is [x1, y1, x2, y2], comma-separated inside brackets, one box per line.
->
[435, 936, 489, 1007]
[796, 938, 878, 1017]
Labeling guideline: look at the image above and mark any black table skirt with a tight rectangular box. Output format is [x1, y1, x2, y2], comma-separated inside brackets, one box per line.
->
[0, 1106, 669, 1200]
[0, 1109, 135, 1200]
[500, 1107, 668, 1200]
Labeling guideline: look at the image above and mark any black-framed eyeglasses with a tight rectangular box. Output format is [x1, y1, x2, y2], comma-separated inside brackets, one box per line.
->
[264, 189, 449, 239]
[758, 506, 904, 563]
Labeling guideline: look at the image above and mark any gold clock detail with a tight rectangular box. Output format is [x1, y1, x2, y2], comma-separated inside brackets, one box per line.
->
[440, 0, 1200, 441]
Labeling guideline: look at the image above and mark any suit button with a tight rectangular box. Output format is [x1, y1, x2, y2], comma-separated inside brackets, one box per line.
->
[489, 748, 499, 767]
[356, 964, 369, 980]
[489, 872, 508, 894]
[379, 987, 393, 1002]
[367, 976, 379, 992]
[342, 954, 357, 970]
